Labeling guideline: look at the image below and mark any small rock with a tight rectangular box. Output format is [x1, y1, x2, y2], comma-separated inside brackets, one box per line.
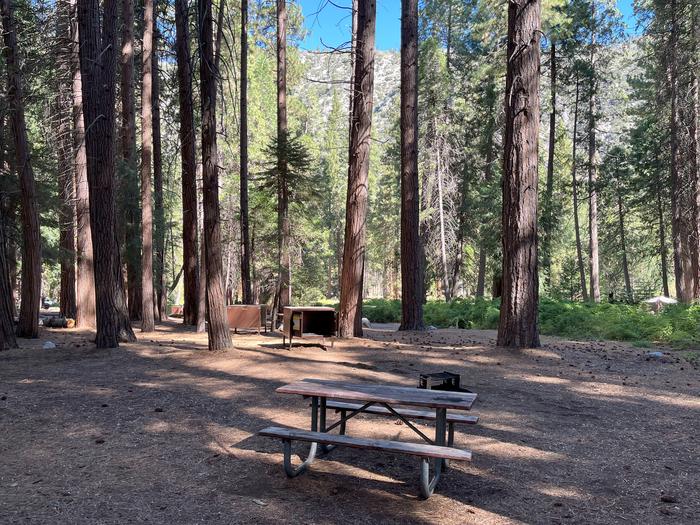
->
[101, 403, 108, 408]
[95, 438, 105, 444]
[648, 351, 664, 359]
[154, 407, 163, 412]
[252, 499, 267, 506]
[660, 495, 677, 503]
[42, 341, 57, 350]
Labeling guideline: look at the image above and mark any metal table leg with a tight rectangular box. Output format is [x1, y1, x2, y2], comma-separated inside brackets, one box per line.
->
[319, 396, 333, 453]
[282, 396, 318, 477]
[419, 407, 447, 498]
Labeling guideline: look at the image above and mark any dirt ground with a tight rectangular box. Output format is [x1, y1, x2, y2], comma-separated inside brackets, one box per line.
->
[1, 320, 698, 524]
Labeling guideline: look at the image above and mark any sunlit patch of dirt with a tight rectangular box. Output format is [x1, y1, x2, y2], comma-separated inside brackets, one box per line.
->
[1, 320, 697, 524]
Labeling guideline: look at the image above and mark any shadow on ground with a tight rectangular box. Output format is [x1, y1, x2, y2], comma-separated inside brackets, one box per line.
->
[0, 321, 697, 524]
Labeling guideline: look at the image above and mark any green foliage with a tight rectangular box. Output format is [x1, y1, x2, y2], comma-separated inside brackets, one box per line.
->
[361, 298, 700, 349]
[259, 132, 315, 203]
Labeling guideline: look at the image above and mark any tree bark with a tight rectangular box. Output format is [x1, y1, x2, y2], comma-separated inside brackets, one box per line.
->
[275, 0, 290, 317]
[1, 0, 41, 338]
[240, 0, 252, 304]
[572, 74, 588, 301]
[497, 0, 541, 349]
[669, 0, 692, 302]
[120, 0, 141, 322]
[476, 242, 487, 297]
[153, 22, 166, 321]
[399, 0, 423, 330]
[338, 0, 376, 338]
[56, 62, 76, 320]
[0, 200, 16, 349]
[542, 41, 556, 290]
[475, 86, 497, 298]
[78, 0, 136, 347]
[140, 0, 155, 332]
[174, 0, 200, 326]
[56, 2, 76, 320]
[657, 182, 670, 297]
[436, 141, 450, 301]
[588, 9, 600, 303]
[617, 183, 632, 300]
[689, 11, 700, 299]
[197, 165, 206, 332]
[199, 0, 232, 350]
[70, 0, 95, 328]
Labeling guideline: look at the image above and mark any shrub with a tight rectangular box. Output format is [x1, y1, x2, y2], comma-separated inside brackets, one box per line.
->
[360, 297, 700, 349]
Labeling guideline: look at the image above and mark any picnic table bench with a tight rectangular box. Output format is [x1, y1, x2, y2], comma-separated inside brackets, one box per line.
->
[258, 379, 478, 498]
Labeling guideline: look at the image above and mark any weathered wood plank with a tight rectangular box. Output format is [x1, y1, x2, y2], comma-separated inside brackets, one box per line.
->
[258, 426, 472, 461]
[277, 379, 477, 410]
[326, 401, 479, 424]
[282, 306, 336, 312]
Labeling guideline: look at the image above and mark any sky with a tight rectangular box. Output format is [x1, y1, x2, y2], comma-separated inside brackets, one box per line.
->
[298, 0, 638, 51]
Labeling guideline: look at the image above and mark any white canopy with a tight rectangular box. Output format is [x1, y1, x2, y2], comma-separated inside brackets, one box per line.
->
[643, 296, 677, 305]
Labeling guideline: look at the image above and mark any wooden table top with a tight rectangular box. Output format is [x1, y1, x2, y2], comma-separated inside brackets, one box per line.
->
[277, 379, 477, 411]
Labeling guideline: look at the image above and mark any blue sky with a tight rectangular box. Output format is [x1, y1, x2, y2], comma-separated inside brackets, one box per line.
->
[298, 0, 638, 51]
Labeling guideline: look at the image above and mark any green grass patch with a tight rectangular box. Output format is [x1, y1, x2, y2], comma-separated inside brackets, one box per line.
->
[359, 298, 700, 349]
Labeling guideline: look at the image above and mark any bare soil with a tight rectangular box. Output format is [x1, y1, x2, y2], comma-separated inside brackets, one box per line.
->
[1, 321, 698, 524]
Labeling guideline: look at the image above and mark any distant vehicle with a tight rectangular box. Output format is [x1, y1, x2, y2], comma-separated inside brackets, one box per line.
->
[41, 298, 58, 309]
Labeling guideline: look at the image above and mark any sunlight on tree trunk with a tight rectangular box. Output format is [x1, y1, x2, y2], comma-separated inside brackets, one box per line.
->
[497, 0, 541, 349]
[338, 0, 376, 338]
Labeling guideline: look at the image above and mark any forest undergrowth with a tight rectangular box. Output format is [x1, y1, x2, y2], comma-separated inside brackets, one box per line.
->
[357, 298, 700, 351]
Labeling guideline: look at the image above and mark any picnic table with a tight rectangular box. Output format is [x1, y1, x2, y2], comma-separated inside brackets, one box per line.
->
[258, 379, 478, 498]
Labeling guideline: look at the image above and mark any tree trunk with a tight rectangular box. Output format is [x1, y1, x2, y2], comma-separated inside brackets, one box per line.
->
[436, 141, 450, 301]
[78, 0, 136, 347]
[70, 0, 95, 328]
[588, 12, 601, 303]
[56, 3, 76, 320]
[689, 13, 700, 299]
[240, 0, 252, 304]
[276, 0, 290, 318]
[338, 0, 376, 338]
[1, 0, 41, 339]
[497, 0, 541, 349]
[617, 185, 632, 300]
[140, 0, 155, 332]
[476, 88, 496, 298]
[445, 0, 452, 73]
[199, 0, 232, 350]
[657, 182, 670, 297]
[476, 243, 487, 297]
[153, 23, 166, 321]
[338, 0, 357, 293]
[399, 0, 423, 330]
[0, 200, 16, 349]
[572, 74, 588, 301]
[542, 41, 556, 290]
[174, 0, 199, 326]
[120, 0, 141, 322]
[197, 169, 206, 333]
[56, 75, 76, 320]
[669, 0, 691, 302]
[449, 181, 467, 299]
